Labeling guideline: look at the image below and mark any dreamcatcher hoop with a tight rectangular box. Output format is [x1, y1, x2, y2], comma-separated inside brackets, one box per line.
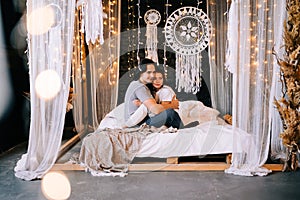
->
[144, 9, 161, 26]
[165, 6, 212, 55]
[164, 7, 212, 93]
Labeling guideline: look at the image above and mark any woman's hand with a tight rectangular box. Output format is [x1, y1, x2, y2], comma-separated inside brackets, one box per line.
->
[161, 96, 179, 109]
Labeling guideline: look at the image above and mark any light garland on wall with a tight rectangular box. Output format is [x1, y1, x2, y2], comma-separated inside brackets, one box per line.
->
[96, 0, 118, 86]
[108, 0, 114, 85]
[136, 0, 141, 65]
[72, 6, 86, 83]
[163, 0, 171, 78]
[127, 0, 137, 78]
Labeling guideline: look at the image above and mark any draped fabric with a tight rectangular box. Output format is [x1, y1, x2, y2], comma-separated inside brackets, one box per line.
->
[269, 0, 287, 161]
[207, 0, 233, 116]
[76, 0, 104, 44]
[14, 0, 76, 180]
[224, 0, 286, 176]
[72, 0, 120, 134]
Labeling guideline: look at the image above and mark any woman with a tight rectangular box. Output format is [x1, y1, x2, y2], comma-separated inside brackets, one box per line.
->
[125, 70, 179, 127]
[147, 70, 179, 110]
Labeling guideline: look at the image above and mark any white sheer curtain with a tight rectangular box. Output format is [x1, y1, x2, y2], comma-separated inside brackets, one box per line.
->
[14, 0, 76, 180]
[225, 0, 286, 176]
[207, 0, 233, 116]
[269, 0, 286, 161]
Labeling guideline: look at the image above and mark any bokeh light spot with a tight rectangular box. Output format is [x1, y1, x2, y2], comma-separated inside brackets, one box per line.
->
[41, 171, 71, 200]
[35, 69, 61, 100]
[27, 4, 62, 35]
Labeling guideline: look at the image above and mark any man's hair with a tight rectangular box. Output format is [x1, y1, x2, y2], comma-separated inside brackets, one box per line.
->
[134, 58, 156, 80]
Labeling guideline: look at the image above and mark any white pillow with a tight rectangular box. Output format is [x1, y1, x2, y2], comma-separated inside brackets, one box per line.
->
[178, 100, 220, 125]
[98, 103, 125, 129]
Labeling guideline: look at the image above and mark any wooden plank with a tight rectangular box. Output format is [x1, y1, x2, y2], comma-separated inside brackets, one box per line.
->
[129, 163, 230, 171]
[226, 154, 232, 164]
[51, 162, 230, 171]
[57, 130, 87, 161]
[263, 164, 283, 171]
[51, 163, 85, 171]
[51, 163, 284, 172]
[166, 157, 179, 164]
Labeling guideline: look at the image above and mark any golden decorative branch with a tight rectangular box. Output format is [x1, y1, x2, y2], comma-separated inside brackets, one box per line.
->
[274, 0, 300, 172]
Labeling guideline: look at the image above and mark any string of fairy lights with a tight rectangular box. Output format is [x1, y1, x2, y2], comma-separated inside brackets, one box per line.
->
[247, 1, 275, 86]
[73, 0, 216, 84]
[72, 6, 86, 83]
[72, 0, 119, 86]
[163, 0, 170, 78]
[136, 0, 141, 65]
[127, 0, 137, 77]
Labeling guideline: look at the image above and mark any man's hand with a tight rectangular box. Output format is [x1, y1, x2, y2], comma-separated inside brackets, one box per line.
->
[132, 99, 142, 107]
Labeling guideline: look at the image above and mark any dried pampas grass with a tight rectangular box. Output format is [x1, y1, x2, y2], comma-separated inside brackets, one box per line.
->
[273, 0, 300, 172]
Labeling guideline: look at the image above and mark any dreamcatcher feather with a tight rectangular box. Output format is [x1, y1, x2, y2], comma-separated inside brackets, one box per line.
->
[144, 9, 161, 63]
[76, 0, 104, 44]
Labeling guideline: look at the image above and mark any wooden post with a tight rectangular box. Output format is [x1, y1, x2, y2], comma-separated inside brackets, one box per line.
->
[166, 157, 179, 164]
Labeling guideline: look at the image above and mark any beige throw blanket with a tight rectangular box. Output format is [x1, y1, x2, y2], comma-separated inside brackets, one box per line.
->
[79, 125, 167, 176]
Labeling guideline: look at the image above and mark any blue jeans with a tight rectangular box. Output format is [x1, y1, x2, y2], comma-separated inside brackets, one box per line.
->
[144, 109, 183, 129]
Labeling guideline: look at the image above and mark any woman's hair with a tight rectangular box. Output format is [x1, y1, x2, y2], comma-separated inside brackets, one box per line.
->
[154, 66, 166, 80]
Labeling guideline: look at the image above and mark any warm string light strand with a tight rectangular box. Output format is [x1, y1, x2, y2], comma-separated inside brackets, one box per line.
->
[197, 0, 203, 82]
[79, 6, 86, 82]
[108, 0, 113, 85]
[233, 1, 274, 86]
[127, 0, 137, 78]
[136, 0, 141, 65]
[163, 0, 171, 78]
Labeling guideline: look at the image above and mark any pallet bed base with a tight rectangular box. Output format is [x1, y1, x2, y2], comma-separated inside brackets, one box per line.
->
[55, 135, 283, 172]
[51, 154, 283, 172]
[51, 162, 231, 171]
[51, 163, 283, 172]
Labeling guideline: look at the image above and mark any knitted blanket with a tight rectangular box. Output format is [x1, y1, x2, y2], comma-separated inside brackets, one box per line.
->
[78, 125, 169, 176]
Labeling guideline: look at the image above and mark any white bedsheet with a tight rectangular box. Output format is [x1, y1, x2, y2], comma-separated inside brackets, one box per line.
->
[137, 122, 249, 158]
[98, 101, 250, 158]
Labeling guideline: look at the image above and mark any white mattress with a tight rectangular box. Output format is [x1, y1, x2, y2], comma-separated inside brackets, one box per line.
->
[137, 121, 249, 158]
[98, 101, 250, 158]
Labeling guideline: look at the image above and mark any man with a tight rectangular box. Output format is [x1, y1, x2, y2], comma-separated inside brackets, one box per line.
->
[124, 58, 183, 129]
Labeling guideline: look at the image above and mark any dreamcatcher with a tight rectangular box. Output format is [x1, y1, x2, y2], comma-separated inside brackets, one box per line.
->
[144, 9, 161, 63]
[165, 6, 212, 93]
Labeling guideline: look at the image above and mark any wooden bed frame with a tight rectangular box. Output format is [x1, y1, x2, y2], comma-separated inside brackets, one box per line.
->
[52, 132, 283, 172]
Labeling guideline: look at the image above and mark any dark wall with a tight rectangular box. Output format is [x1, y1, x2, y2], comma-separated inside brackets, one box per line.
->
[0, 1, 29, 154]
[119, 0, 207, 76]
